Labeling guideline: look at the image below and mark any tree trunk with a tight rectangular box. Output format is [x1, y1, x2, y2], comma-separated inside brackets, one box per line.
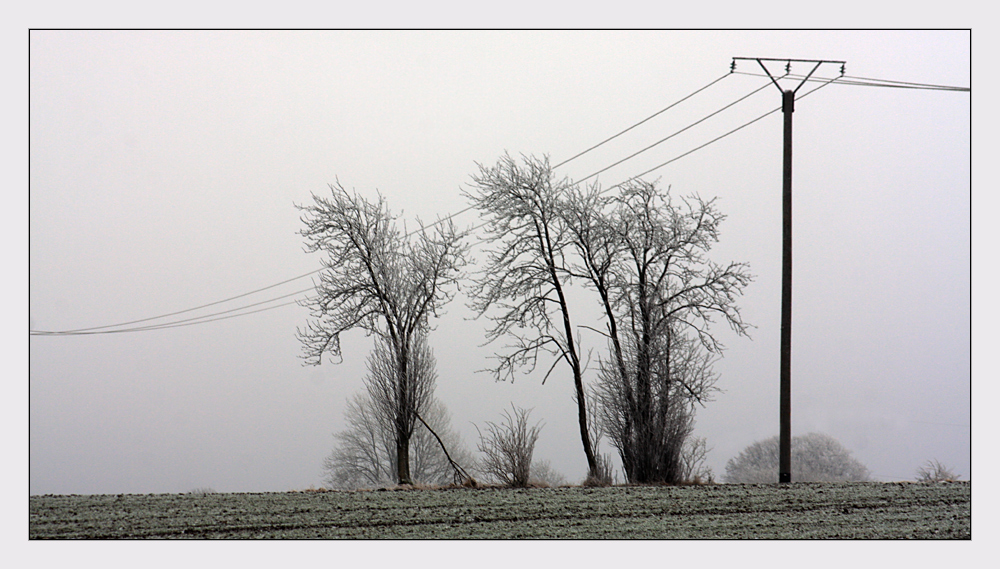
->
[539, 216, 598, 478]
[396, 435, 412, 485]
[395, 340, 413, 485]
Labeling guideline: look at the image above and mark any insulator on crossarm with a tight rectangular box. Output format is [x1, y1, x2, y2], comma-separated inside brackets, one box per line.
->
[730, 60, 736, 73]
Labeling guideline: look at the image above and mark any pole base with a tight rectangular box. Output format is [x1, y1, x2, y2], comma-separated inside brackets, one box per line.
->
[779, 472, 791, 483]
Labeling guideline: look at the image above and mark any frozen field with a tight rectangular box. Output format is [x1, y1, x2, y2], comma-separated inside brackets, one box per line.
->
[29, 481, 970, 539]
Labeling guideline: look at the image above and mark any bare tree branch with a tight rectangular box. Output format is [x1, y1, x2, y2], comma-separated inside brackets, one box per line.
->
[415, 410, 476, 486]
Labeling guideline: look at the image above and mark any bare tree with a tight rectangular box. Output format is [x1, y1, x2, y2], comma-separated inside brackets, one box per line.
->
[465, 153, 599, 478]
[679, 436, 714, 483]
[322, 391, 476, 489]
[581, 383, 615, 487]
[528, 459, 567, 487]
[364, 334, 433, 482]
[323, 391, 393, 490]
[476, 404, 543, 488]
[298, 182, 468, 484]
[724, 432, 871, 483]
[567, 179, 751, 483]
[592, 323, 702, 483]
[915, 459, 961, 482]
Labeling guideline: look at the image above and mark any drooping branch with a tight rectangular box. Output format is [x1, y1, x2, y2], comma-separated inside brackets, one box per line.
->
[415, 411, 476, 486]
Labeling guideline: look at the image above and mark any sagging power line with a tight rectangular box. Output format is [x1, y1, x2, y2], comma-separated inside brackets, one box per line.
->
[31, 66, 965, 338]
[25, 74, 822, 337]
[32, 71, 756, 337]
[30, 287, 316, 335]
[551, 71, 733, 169]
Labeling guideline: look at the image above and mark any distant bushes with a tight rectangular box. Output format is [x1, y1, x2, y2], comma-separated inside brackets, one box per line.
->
[528, 459, 568, 487]
[724, 432, 871, 483]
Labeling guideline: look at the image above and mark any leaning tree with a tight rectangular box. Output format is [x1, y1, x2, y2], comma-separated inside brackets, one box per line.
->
[297, 182, 467, 484]
[464, 153, 599, 479]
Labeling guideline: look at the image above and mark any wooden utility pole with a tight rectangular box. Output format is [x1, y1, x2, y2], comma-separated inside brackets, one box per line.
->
[733, 57, 844, 483]
[779, 86, 795, 484]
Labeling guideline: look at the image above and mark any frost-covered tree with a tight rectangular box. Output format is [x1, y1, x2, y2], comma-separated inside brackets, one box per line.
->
[568, 180, 751, 484]
[724, 432, 870, 483]
[465, 154, 599, 479]
[679, 436, 715, 483]
[465, 156, 749, 486]
[298, 182, 468, 484]
[322, 332, 474, 490]
[528, 459, 568, 487]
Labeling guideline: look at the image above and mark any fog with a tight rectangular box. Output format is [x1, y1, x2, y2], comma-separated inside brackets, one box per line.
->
[28, 30, 971, 496]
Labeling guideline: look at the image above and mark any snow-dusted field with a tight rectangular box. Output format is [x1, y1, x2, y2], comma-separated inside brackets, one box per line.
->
[29, 482, 970, 539]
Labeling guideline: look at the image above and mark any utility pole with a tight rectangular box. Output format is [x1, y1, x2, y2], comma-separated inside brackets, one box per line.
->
[733, 57, 844, 483]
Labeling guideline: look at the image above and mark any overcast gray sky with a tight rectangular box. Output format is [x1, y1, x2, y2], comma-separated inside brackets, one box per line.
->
[28, 30, 971, 495]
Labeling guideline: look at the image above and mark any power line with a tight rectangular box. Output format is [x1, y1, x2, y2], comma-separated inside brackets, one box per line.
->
[839, 74, 969, 91]
[604, 72, 839, 189]
[28, 70, 846, 337]
[473, 74, 838, 234]
[31, 287, 316, 336]
[34, 72, 742, 337]
[31, 272, 322, 335]
[551, 72, 732, 170]
[575, 79, 775, 185]
[31, 299, 306, 335]
[446, 78, 786, 239]
[733, 70, 969, 92]
[406, 73, 740, 242]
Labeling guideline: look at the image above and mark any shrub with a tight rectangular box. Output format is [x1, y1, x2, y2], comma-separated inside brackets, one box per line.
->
[915, 459, 961, 482]
[582, 453, 615, 487]
[476, 405, 542, 488]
